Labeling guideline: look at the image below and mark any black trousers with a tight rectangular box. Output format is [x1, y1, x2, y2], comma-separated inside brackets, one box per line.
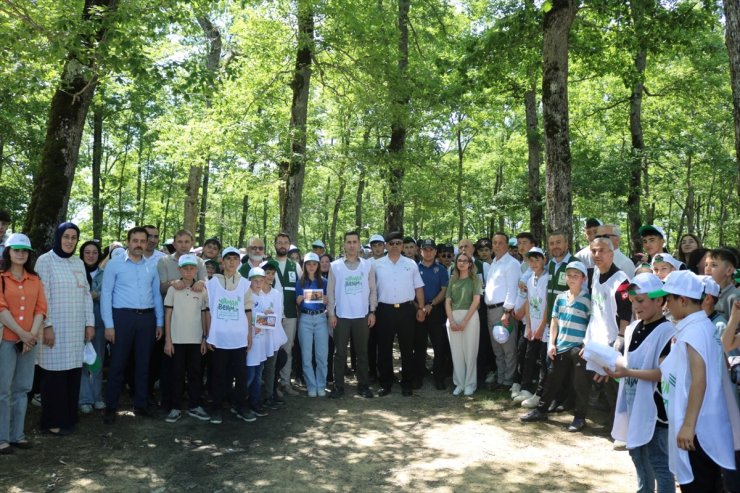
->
[413, 305, 451, 383]
[40, 367, 82, 431]
[537, 347, 586, 416]
[476, 304, 494, 382]
[681, 437, 724, 493]
[571, 348, 617, 420]
[168, 344, 204, 410]
[513, 334, 528, 386]
[368, 324, 378, 379]
[209, 347, 247, 410]
[376, 302, 415, 390]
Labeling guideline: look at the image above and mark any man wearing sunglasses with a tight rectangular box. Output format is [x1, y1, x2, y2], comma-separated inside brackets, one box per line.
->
[238, 237, 267, 277]
[374, 231, 426, 397]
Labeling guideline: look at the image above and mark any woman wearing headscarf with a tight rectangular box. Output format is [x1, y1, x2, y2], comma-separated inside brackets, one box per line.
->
[35, 223, 94, 435]
[78, 240, 106, 414]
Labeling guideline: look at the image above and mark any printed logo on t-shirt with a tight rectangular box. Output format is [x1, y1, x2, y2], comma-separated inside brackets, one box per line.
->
[216, 297, 240, 321]
[288, 271, 297, 283]
[558, 271, 566, 286]
[344, 274, 363, 295]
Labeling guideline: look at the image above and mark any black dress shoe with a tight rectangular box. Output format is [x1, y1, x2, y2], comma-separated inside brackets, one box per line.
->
[357, 387, 374, 399]
[378, 387, 392, 397]
[520, 409, 547, 423]
[0, 445, 14, 455]
[10, 441, 32, 449]
[568, 417, 586, 432]
[402, 388, 413, 397]
[134, 405, 160, 418]
[329, 387, 345, 399]
[103, 409, 116, 425]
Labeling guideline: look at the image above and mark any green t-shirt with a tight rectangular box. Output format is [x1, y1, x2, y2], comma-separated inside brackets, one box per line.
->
[446, 276, 483, 311]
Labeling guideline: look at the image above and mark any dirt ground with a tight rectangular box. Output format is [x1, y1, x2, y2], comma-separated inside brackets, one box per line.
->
[1, 369, 637, 493]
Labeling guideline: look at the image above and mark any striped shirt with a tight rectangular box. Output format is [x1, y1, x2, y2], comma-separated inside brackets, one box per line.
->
[552, 291, 591, 354]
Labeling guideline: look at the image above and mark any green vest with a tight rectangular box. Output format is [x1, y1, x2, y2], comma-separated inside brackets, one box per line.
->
[277, 259, 298, 318]
[545, 254, 571, 323]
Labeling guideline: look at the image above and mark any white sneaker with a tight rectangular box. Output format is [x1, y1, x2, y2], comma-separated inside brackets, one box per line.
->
[165, 409, 182, 423]
[307, 390, 317, 398]
[452, 386, 464, 396]
[79, 404, 93, 414]
[513, 390, 533, 404]
[510, 383, 522, 399]
[484, 371, 497, 384]
[31, 394, 41, 407]
[521, 395, 541, 408]
[187, 406, 210, 421]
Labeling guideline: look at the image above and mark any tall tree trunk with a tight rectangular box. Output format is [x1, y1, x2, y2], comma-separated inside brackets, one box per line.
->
[279, 1, 313, 240]
[198, 162, 209, 244]
[0, 136, 4, 181]
[685, 154, 694, 233]
[627, 48, 647, 256]
[524, 87, 544, 245]
[542, 0, 578, 242]
[385, 0, 410, 234]
[262, 198, 268, 241]
[238, 194, 249, 248]
[184, 15, 222, 235]
[724, 0, 740, 205]
[322, 177, 331, 243]
[355, 127, 370, 233]
[330, 178, 346, 257]
[140, 156, 149, 225]
[24, 0, 118, 249]
[91, 104, 104, 241]
[456, 127, 465, 239]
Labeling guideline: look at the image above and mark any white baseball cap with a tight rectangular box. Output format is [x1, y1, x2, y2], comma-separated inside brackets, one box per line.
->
[525, 247, 545, 258]
[651, 253, 682, 271]
[178, 254, 198, 267]
[222, 246, 240, 259]
[565, 261, 588, 277]
[369, 234, 385, 244]
[628, 273, 664, 296]
[303, 252, 320, 263]
[248, 267, 266, 279]
[312, 240, 325, 249]
[639, 224, 666, 239]
[699, 275, 720, 298]
[651, 270, 704, 300]
[6, 233, 32, 251]
[492, 325, 510, 344]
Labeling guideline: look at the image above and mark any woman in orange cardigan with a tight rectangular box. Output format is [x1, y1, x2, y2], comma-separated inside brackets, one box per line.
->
[0, 233, 47, 454]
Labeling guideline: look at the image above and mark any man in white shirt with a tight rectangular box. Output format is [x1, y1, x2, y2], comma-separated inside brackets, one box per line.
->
[143, 225, 167, 266]
[374, 231, 425, 397]
[596, 224, 635, 280]
[483, 233, 521, 390]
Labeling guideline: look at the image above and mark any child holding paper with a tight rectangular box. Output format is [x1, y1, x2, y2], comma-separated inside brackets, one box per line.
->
[605, 273, 675, 493]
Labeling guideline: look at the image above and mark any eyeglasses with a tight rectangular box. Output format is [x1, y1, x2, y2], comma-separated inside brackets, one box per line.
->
[250, 246, 265, 251]
[595, 234, 615, 239]
[388, 241, 402, 246]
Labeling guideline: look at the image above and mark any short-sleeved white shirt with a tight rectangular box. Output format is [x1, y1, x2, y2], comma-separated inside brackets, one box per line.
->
[374, 255, 424, 304]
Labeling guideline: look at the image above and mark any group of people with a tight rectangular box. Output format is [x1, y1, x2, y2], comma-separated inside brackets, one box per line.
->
[1, 208, 740, 492]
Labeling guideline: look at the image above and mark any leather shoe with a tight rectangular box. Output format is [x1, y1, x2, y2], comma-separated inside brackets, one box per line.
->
[329, 387, 344, 399]
[568, 417, 586, 432]
[378, 387, 392, 397]
[402, 388, 413, 397]
[103, 409, 116, 425]
[0, 445, 14, 455]
[357, 387, 374, 399]
[134, 405, 161, 419]
[10, 441, 32, 449]
[520, 409, 547, 423]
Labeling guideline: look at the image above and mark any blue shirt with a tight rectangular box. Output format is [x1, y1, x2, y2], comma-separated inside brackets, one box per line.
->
[295, 276, 328, 311]
[418, 260, 449, 304]
[101, 250, 164, 328]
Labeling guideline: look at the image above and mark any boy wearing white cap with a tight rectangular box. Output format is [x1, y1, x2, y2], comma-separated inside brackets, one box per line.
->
[606, 273, 675, 493]
[520, 261, 591, 428]
[658, 270, 740, 490]
[652, 253, 683, 281]
[163, 254, 209, 423]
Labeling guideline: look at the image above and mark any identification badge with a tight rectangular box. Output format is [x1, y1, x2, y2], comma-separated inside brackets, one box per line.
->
[288, 271, 297, 283]
[558, 271, 566, 286]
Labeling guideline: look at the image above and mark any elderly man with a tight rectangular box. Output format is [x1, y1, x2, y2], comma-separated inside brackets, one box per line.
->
[238, 237, 267, 277]
[483, 233, 521, 391]
[374, 231, 425, 396]
[572, 237, 632, 432]
[575, 218, 602, 269]
[594, 224, 634, 280]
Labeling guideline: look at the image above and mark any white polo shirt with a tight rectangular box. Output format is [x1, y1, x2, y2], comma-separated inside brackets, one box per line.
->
[483, 253, 521, 309]
[374, 255, 424, 304]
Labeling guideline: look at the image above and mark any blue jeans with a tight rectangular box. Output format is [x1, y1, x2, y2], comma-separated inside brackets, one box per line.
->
[298, 313, 329, 393]
[246, 363, 264, 408]
[0, 340, 38, 445]
[79, 323, 106, 405]
[629, 425, 675, 493]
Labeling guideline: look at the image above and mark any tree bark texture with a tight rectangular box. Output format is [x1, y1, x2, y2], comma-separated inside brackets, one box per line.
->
[238, 194, 249, 248]
[542, 0, 578, 243]
[628, 47, 647, 255]
[279, 1, 313, 240]
[92, 105, 103, 242]
[385, 0, 410, 234]
[456, 128, 464, 239]
[724, 0, 740, 201]
[197, 162, 209, 244]
[524, 87, 544, 246]
[24, 0, 118, 249]
[330, 178, 346, 257]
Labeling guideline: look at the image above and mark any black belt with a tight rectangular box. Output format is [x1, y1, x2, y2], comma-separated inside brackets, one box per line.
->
[378, 301, 414, 309]
[300, 308, 326, 315]
[116, 307, 155, 314]
[487, 302, 504, 309]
